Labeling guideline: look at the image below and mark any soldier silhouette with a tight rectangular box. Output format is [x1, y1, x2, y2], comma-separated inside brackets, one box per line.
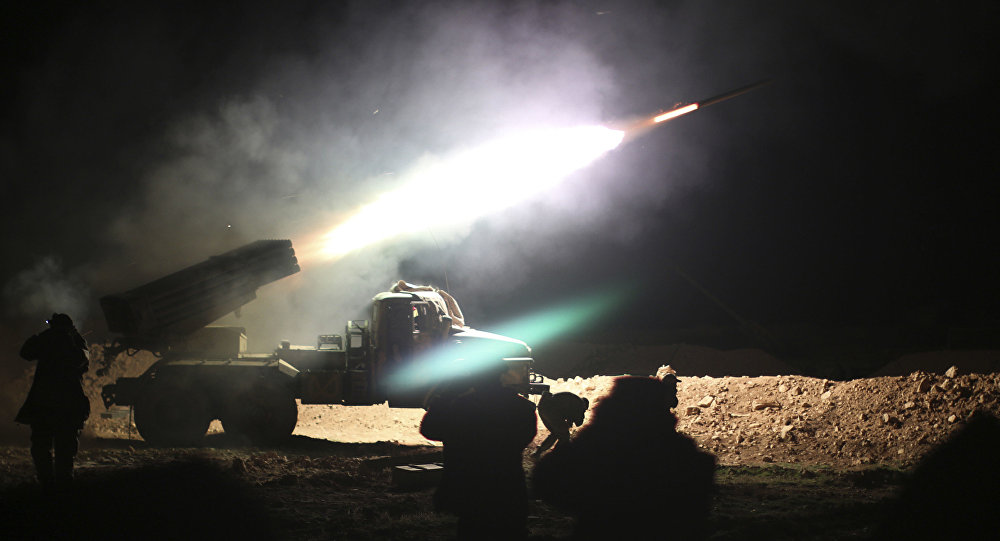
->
[420, 361, 538, 540]
[876, 411, 1000, 539]
[15, 313, 91, 493]
[532, 375, 715, 540]
[533, 391, 589, 458]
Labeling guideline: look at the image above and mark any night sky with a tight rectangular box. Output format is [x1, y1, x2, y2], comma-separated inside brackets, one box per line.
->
[3, 1, 998, 358]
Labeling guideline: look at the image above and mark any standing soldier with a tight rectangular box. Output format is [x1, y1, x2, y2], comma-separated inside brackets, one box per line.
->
[420, 361, 538, 540]
[532, 391, 589, 458]
[15, 313, 91, 493]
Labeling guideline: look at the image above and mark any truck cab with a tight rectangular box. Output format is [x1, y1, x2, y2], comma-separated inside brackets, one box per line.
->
[369, 291, 537, 408]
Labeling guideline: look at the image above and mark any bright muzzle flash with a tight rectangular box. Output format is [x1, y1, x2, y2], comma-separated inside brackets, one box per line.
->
[306, 125, 624, 261]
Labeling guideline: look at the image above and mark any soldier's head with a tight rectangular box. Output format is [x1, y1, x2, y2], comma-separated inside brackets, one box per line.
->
[47, 313, 74, 330]
[596, 376, 678, 423]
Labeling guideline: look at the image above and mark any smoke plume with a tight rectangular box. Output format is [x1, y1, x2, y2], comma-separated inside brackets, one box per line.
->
[2, 257, 91, 323]
[89, 2, 645, 347]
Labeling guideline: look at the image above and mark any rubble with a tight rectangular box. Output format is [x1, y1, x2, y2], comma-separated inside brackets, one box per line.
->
[752, 400, 782, 411]
[697, 396, 716, 408]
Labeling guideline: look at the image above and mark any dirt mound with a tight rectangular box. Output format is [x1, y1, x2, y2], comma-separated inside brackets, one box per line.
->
[533, 342, 798, 379]
[872, 349, 1000, 377]
[544, 365, 1000, 468]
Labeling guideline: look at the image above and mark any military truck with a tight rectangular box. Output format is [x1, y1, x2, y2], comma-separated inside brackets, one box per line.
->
[98, 239, 547, 446]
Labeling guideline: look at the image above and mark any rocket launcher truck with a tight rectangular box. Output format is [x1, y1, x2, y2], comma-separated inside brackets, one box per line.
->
[98, 239, 548, 446]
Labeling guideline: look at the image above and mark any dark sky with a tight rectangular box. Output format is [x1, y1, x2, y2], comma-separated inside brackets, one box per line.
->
[2, 0, 998, 350]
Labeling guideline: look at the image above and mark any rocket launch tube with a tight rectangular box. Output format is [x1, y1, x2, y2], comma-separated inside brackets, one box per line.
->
[100, 239, 300, 341]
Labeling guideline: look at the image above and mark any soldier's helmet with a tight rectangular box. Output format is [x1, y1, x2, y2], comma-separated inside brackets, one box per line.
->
[47, 313, 73, 329]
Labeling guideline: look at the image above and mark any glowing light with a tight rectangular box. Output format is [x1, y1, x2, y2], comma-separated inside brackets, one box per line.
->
[384, 286, 630, 391]
[385, 328, 531, 391]
[310, 125, 624, 260]
[488, 286, 629, 347]
[653, 103, 698, 123]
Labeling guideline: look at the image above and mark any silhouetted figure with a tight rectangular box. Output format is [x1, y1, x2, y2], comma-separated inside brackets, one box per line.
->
[420, 363, 538, 540]
[533, 391, 589, 458]
[876, 411, 1000, 539]
[532, 375, 715, 540]
[15, 313, 90, 493]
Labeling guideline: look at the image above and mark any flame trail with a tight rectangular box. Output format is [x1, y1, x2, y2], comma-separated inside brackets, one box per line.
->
[297, 80, 768, 264]
[654, 103, 699, 123]
[300, 125, 624, 262]
[623, 79, 772, 139]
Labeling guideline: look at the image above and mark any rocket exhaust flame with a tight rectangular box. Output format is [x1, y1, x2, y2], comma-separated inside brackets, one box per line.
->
[303, 125, 624, 262]
[652, 80, 771, 125]
[653, 103, 699, 123]
[297, 80, 767, 264]
[621, 79, 771, 144]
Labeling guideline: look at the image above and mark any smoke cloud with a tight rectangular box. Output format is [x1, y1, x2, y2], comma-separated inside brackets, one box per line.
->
[5, 0, 838, 345]
[84, 2, 655, 348]
[3, 0, 997, 365]
[2, 257, 91, 323]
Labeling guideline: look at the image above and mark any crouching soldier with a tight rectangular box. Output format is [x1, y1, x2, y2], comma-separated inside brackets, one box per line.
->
[15, 313, 91, 494]
[532, 375, 715, 540]
[533, 391, 589, 458]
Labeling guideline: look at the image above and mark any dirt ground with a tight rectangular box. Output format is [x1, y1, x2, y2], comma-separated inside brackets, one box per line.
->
[67, 343, 1000, 470]
[2, 343, 999, 539]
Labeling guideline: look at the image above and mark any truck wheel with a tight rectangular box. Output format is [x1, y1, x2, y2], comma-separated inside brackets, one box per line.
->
[134, 384, 211, 447]
[222, 382, 298, 446]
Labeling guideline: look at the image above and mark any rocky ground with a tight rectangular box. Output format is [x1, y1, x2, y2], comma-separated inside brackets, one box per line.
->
[553, 367, 1000, 469]
[67, 345, 1000, 471]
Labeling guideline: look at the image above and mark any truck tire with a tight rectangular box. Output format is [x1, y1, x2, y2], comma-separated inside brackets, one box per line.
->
[134, 384, 212, 447]
[221, 381, 298, 446]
